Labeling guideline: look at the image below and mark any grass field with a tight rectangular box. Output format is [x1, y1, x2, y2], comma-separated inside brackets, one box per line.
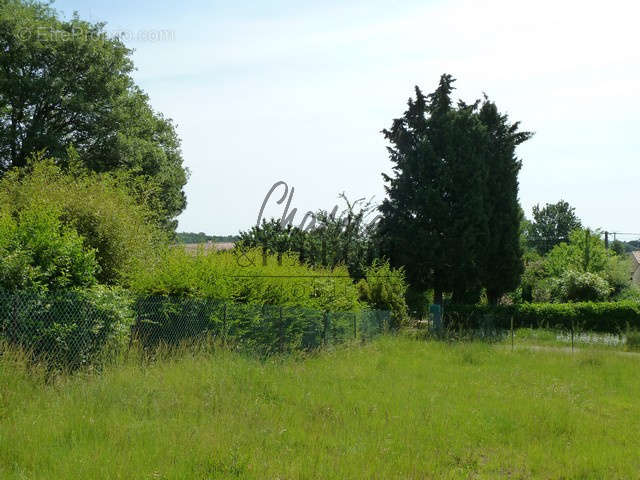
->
[2, 336, 640, 479]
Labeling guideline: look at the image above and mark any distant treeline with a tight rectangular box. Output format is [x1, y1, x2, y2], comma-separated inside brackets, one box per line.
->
[176, 232, 239, 244]
[622, 240, 640, 253]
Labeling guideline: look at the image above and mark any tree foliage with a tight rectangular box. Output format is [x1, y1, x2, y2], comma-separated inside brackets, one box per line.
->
[0, 156, 165, 286]
[378, 74, 531, 305]
[176, 232, 239, 244]
[0, 202, 98, 291]
[238, 195, 380, 280]
[520, 228, 632, 303]
[527, 200, 582, 254]
[478, 99, 533, 304]
[0, 0, 188, 230]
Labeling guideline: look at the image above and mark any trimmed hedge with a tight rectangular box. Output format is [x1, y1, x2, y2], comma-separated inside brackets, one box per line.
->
[444, 301, 640, 333]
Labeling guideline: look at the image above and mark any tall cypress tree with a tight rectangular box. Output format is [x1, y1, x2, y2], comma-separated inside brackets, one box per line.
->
[379, 75, 531, 306]
[378, 74, 489, 305]
[478, 98, 533, 304]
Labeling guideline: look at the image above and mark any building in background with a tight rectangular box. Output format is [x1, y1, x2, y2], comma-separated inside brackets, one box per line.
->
[632, 251, 640, 285]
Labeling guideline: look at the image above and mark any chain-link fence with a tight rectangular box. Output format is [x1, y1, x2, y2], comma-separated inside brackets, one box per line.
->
[0, 290, 390, 370]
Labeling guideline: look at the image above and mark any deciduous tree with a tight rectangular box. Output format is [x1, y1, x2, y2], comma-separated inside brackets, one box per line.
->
[0, 0, 187, 230]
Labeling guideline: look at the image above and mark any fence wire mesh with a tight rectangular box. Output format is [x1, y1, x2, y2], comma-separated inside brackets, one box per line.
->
[0, 290, 390, 370]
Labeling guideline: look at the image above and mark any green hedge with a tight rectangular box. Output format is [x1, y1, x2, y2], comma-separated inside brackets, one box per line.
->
[444, 302, 640, 333]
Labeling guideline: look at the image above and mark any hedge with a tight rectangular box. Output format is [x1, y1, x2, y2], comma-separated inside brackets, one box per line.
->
[444, 301, 640, 333]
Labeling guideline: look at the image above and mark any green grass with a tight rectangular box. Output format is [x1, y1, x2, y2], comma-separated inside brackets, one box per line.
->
[501, 328, 626, 350]
[2, 336, 640, 479]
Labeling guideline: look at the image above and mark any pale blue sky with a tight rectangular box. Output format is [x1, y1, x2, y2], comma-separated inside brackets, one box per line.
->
[53, 0, 640, 239]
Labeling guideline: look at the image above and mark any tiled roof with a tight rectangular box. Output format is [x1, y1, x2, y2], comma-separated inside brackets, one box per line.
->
[632, 251, 640, 265]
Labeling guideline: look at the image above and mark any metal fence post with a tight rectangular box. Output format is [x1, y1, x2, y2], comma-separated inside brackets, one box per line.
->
[571, 321, 574, 352]
[323, 311, 328, 346]
[511, 315, 514, 352]
[222, 303, 228, 343]
[12, 292, 18, 339]
[279, 306, 285, 352]
[353, 313, 357, 340]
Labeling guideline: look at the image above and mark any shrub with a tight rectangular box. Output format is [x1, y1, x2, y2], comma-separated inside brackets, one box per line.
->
[444, 301, 640, 333]
[357, 260, 408, 328]
[520, 230, 633, 304]
[126, 247, 395, 352]
[0, 287, 134, 370]
[616, 285, 640, 302]
[129, 246, 361, 312]
[0, 158, 165, 286]
[625, 329, 640, 352]
[0, 204, 98, 291]
[554, 270, 612, 302]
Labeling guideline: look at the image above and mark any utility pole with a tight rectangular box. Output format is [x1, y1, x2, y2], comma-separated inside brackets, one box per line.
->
[605, 231, 609, 250]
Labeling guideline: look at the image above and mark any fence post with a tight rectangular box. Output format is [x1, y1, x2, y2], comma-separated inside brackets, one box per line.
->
[323, 311, 329, 346]
[353, 313, 357, 340]
[279, 306, 285, 352]
[571, 321, 574, 352]
[222, 303, 227, 344]
[510, 315, 514, 352]
[12, 292, 18, 340]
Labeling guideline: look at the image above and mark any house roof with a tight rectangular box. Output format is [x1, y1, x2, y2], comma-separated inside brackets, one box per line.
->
[632, 251, 640, 266]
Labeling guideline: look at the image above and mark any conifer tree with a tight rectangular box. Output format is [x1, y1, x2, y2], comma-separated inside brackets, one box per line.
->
[478, 98, 533, 304]
[379, 75, 532, 305]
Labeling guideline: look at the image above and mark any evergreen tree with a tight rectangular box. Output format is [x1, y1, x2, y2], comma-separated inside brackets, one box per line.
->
[379, 75, 489, 305]
[478, 98, 533, 304]
[379, 74, 532, 305]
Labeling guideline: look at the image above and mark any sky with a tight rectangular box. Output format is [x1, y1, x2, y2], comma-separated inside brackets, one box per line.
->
[53, 0, 640, 240]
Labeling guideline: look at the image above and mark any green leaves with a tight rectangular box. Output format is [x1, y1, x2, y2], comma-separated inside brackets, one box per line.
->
[521, 228, 633, 303]
[0, 203, 98, 291]
[379, 74, 532, 303]
[129, 246, 362, 313]
[527, 201, 582, 255]
[357, 260, 408, 327]
[0, 156, 165, 287]
[0, 0, 187, 230]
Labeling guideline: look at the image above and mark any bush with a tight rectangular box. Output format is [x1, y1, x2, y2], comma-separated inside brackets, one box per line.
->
[616, 285, 640, 302]
[357, 260, 408, 328]
[129, 246, 361, 312]
[0, 158, 165, 286]
[0, 203, 98, 291]
[625, 329, 640, 351]
[525, 230, 634, 302]
[444, 301, 640, 333]
[0, 287, 134, 370]
[554, 270, 612, 302]
[127, 247, 394, 352]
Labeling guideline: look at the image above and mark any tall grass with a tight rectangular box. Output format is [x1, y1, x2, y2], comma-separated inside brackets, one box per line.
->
[2, 336, 640, 478]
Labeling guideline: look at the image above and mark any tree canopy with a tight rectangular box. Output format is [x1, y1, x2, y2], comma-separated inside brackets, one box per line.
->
[527, 200, 582, 254]
[378, 74, 532, 305]
[0, 0, 188, 230]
